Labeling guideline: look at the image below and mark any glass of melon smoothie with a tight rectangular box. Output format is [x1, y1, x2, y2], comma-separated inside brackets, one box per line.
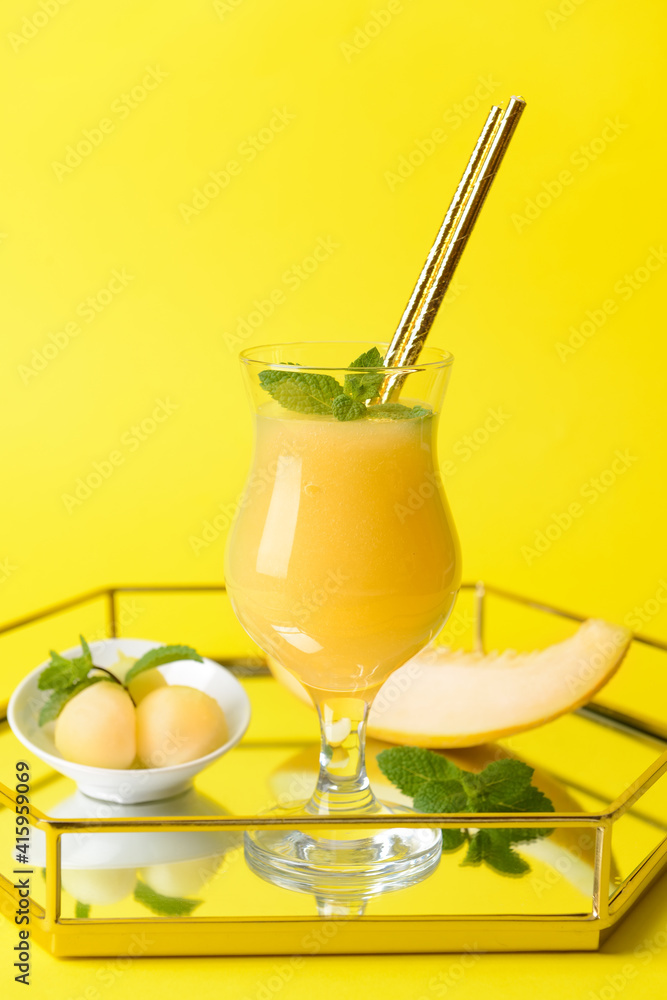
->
[224, 342, 460, 899]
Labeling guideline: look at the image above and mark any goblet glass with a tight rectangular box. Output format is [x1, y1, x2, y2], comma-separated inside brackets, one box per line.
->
[224, 342, 460, 899]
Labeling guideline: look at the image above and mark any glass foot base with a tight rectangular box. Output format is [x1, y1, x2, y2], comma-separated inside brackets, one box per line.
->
[244, 801, 442, 902]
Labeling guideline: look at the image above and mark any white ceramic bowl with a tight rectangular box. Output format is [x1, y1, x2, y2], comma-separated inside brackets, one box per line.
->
[8, 637, 251, 804]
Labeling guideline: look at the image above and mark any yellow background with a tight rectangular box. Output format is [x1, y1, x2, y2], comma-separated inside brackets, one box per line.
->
[1, 0, 667, 995]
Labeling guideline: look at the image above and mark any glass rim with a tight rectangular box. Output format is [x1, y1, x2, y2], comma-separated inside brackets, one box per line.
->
[239, 341, 454, 373]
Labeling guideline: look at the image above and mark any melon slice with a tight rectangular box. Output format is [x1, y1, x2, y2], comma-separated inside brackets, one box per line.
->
[268, 619, 631, 748]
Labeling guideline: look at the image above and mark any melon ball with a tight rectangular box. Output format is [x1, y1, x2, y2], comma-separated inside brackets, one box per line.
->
[136, 686, 228, 768]
[110, 652, 166, 704]
[62, 867, 136, 906]
[141, 855, 223, 897]
[110, 650, 139, 681]
[127, 668, 167, 705]
[54, 682, 136, 769]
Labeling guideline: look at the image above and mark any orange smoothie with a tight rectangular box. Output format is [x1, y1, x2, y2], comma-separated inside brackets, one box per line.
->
[224, 401, 460, 698]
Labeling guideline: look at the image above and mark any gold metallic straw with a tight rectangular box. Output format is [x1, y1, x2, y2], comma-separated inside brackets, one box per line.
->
[379, 95, 526, 401]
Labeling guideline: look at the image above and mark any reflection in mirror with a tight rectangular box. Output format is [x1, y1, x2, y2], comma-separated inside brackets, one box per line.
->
[24, 788, 239, 920]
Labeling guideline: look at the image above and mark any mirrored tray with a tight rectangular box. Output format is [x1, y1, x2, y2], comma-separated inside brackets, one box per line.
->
[0, 583, 665, 956]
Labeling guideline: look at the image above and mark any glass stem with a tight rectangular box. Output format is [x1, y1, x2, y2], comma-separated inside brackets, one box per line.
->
[306, 696, 379, 815]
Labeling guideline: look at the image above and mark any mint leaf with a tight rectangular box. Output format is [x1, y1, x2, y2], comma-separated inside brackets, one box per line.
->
[376, 747, 460, 797]
[257, 351, 433, 422]
[258, 370, 343, 415]
[124, 644, 204, 684]
[257, 365, 299, 389]
[75, 901, 91, 918]
[413, 779, 467, 813]
[461, 830, 530, 876]
[79, 634, 92, 662]
[366, 403, 431, 420]
[376, 747, 555, 877]
[441, 828, 467, 852]
[344, 347, 384, 402]
[463, 759, 554, 842]
[463, 759, 537, 809]
[133, 880, 203, 917]
[39, 676, 105, 726]
[503, 787, 555, 843]
[38, 645, 94, 692]
[332, 394, 367, 422]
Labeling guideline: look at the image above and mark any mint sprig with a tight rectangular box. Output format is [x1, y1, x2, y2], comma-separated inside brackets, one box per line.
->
[377, 747, 555, 877]
[36, 637, 205, 726]
[133, 879, 203, 917]
[38, 642, 94, 692]
[39, 676, 105, 726]
[258, 348, 432, 422]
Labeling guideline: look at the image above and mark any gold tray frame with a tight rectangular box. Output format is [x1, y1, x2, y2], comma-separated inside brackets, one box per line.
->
[0, 582, 666, 957]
